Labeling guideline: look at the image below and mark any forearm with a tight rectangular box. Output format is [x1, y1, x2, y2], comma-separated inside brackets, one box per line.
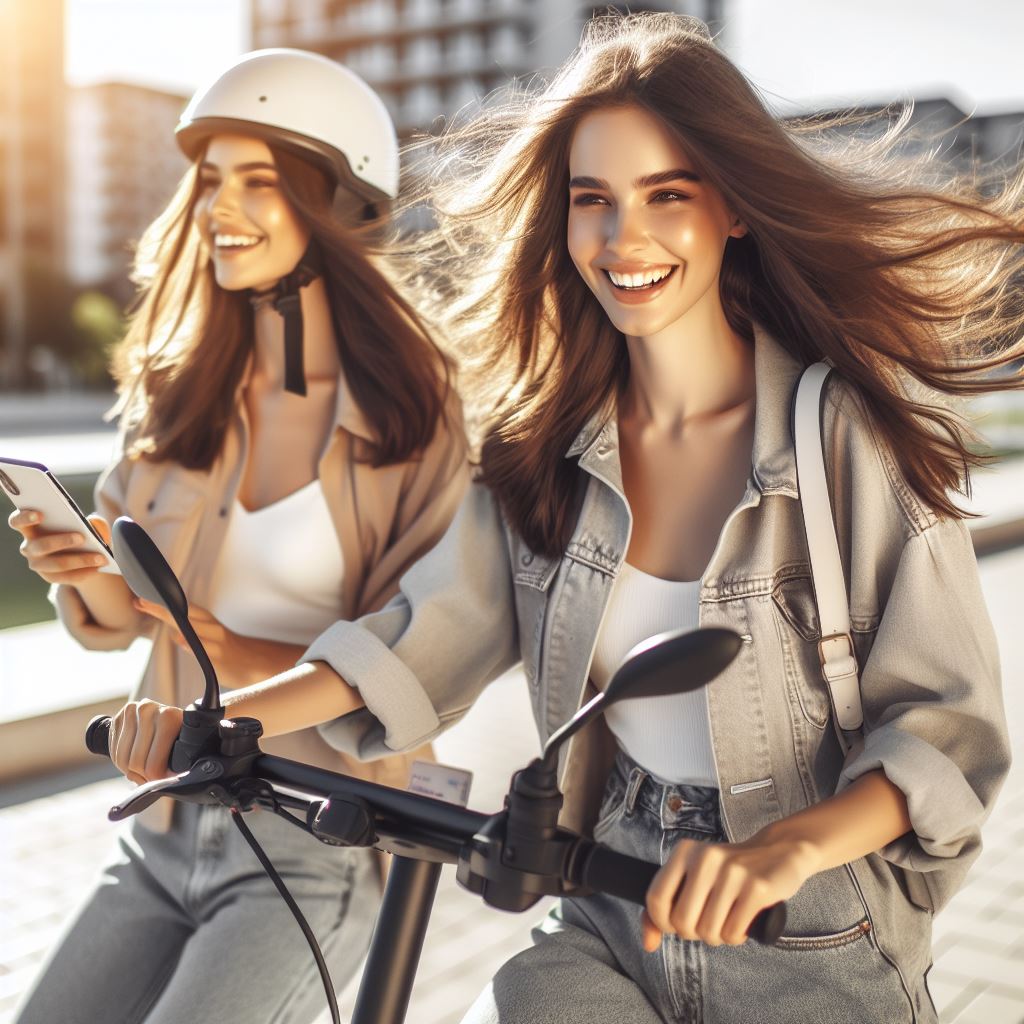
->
[760, 769, 913, 875]
[222, 660, 365, 738]
[225, 636, 309, 689]
[66, 573, 142, 634]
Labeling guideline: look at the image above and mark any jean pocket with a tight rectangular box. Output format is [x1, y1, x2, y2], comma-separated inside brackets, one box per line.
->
[773, 917, 871, 951]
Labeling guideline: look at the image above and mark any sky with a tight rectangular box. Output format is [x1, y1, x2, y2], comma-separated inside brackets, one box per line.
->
[65, 0, 250, 96]
[65, 0, 1024, 114]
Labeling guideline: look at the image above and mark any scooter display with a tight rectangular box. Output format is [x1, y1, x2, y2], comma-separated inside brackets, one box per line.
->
[85, 516, 787, 1024]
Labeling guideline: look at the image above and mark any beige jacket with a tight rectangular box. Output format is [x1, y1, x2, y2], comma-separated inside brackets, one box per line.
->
[55, 369, 469, 830]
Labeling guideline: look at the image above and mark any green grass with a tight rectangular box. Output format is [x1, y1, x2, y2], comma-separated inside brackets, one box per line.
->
[0, 475, 99, 630]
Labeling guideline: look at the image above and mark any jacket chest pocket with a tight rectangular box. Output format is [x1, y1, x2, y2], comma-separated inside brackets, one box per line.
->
[771, 572, 830, 729]
[124, 472, 208, 577]
[771, 571, 879, 731]
[511, 540, 561, 690]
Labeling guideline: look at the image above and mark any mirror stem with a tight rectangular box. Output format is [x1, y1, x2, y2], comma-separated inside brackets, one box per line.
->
[540, 691, 607, 771]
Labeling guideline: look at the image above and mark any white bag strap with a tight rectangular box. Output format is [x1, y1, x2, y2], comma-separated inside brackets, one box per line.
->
[792, 363, 864, 751]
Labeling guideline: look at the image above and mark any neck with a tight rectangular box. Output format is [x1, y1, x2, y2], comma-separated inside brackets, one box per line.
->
[621, 284, 754, 435]
[251, 277, 341, 387]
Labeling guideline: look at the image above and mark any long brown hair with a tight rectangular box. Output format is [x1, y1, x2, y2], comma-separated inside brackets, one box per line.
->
[112, 144, 451, 469]
[410, 13, 1024, 557]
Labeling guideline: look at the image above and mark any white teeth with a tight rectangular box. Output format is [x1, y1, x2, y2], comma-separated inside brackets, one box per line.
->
[214, 233, 263, 248]
[606, 267, 673, 289]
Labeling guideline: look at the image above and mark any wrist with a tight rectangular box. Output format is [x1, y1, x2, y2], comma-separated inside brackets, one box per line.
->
[757, 818, 826, 880]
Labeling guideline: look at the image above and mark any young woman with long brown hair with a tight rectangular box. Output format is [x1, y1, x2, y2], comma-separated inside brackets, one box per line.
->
[102, 17, 1021, 1022]
[9, 50, 467, 1024]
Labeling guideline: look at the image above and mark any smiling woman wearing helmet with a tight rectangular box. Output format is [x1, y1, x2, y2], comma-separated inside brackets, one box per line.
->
[11, 49, 468, 1024]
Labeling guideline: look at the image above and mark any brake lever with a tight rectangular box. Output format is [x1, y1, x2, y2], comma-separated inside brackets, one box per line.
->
[107, 758, 227, 822]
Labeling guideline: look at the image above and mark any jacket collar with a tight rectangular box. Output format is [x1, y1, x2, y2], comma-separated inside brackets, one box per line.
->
[565, 323, 802, 499]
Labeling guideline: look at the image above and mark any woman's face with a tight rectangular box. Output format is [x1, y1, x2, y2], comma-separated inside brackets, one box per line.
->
[193, 134, 311, 292]
[567, 105, 745, 338]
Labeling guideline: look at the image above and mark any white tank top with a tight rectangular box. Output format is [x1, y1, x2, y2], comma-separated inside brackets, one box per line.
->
[590, 562, 718, 787]
[207, 480, 345, 646]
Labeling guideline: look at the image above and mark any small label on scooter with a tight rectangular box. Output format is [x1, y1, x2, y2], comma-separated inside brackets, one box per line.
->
[407, 760, 473, 807]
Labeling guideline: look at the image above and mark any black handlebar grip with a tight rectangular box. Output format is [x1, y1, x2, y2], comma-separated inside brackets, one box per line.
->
[86, 715, 112, 757]
[580, 843, 787, 945]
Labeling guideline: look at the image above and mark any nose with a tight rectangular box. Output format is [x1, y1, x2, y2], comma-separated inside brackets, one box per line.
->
[205, 179, 240, 223]
[605, 203, 647, 254]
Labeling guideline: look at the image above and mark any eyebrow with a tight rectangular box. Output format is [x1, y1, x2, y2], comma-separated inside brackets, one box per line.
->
[199, 161, 278, 173]
[568, 169, 701, 190]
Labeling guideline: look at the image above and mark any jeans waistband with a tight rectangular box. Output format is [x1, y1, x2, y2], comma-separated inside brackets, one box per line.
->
[610, 748, 723, 835]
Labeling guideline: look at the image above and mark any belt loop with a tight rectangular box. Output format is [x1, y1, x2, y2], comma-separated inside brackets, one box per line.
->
[624, 766, 648, 816]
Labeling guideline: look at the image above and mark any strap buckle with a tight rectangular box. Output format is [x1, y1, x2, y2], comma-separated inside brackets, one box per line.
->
[817, 632, 863, 731]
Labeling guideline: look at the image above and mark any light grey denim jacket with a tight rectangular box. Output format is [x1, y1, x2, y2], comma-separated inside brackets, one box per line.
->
[304, 324, 1010, 994]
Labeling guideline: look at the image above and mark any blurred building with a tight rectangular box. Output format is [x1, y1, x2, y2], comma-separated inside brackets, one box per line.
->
[0, 0, 67, 388]
[251, 0, 722, 136]
[67, 82, 189, 292]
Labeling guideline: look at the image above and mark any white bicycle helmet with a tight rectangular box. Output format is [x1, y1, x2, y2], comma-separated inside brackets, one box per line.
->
[176, 48, 399, 203]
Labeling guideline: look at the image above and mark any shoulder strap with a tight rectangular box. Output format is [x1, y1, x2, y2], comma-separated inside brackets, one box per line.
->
[792, 363, 864, 753]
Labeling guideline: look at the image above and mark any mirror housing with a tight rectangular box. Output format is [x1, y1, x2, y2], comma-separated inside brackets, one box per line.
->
[112, 516, 221, 710]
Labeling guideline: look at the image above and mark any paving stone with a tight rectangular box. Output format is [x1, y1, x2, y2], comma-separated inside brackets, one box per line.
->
[948, 985, 1024, 1024]
[934, 939, 1024, 990]
[927, 972, 986, 1021]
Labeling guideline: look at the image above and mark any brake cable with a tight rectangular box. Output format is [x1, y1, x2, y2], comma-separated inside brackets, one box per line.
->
[228, 807, 341, 1024]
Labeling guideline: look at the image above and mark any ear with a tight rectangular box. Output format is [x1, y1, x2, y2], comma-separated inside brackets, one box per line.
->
[728, 215, 748, 240]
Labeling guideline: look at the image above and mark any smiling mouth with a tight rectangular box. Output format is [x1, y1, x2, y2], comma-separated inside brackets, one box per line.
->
[602, 266, 677, 291]
[214, 233, 265, 254]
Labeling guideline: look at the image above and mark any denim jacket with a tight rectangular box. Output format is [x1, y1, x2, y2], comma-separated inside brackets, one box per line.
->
[304, 324, 1010, 998]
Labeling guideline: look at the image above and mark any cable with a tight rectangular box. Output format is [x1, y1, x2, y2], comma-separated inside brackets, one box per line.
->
[229, 809, 340, 1024]
[272, 804, 311, 832]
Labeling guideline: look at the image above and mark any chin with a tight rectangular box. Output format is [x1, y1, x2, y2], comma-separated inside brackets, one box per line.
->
[602, 306, 677, 338]
[214, 270, 273, 292]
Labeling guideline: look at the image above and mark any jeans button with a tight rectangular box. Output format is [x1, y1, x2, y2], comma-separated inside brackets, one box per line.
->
[521, 552, 533, 566]
[666, 795, 684, 813]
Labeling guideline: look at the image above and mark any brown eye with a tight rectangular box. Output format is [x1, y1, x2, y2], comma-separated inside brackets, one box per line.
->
[571, 193, 609, 207]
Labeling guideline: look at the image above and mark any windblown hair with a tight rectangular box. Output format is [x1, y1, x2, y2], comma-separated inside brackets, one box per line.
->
[112, 145, 451, 468]
[409, 12, 1024, 557]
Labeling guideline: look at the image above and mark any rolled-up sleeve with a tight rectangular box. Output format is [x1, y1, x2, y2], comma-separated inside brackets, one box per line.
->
[305, 482, 520, 760]
[837, 515, 1010, 911]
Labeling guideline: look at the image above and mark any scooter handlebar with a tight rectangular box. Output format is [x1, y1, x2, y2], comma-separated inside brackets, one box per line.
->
[578, 840, 787, 944]
[83, 716, 787, 943]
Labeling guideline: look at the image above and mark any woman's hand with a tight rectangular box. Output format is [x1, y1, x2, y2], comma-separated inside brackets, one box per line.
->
[642, 832, 819, 949]
[109, 698, 185, 784]
[9, 508, 113, 585]
[134, 598, 305, 689]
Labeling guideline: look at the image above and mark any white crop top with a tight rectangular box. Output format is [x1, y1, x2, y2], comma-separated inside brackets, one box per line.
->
[207, 480, 345, 647]
[590, 562, 718, 787]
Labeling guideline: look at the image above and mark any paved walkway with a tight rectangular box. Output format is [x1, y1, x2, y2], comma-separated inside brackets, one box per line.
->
[0, 544, 1022, 1023]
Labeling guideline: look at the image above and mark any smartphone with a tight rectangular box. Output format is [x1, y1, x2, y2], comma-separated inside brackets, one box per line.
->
[0, 456, 121, 575]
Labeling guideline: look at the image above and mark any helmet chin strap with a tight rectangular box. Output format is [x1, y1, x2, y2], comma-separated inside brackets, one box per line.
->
[250, 240, 325, 397]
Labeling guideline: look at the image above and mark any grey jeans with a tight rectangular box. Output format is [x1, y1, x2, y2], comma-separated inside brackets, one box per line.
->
[462, 750, 933, 1024]
[14, 801, 379, 1024]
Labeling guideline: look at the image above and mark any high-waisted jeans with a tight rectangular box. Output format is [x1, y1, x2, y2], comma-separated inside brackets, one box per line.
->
[13, 801, 379, 1024]
[462, 749, 933, 1023]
